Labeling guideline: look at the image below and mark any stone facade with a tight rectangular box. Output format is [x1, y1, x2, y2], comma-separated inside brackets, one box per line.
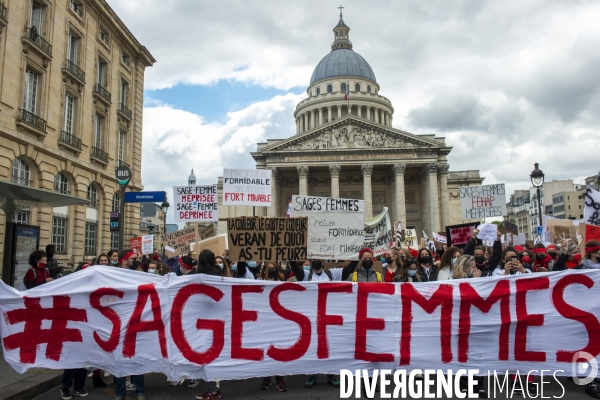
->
[0, 0, 155, 270]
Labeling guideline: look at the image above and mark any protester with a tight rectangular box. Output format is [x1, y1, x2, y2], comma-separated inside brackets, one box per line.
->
[393, 258, 421, 282]
[383, 249, 402, 282]
[493, 247, 532, 276]
[95, 254, 110, 266]
[417, 248, 436, 281]
[60, 369, 88, 399]
[23, 250, 52, 289]
[452, 255, 481, 279]
[463, 228, 502, 276]
[178, 255, 197, 275]
[45, 244, 62, 279]
[348, 248, 382, 282]
[117, 250, 141, 271]
[107, 250, 119, 266]
[435, 246, 460, 281]
[532, 243, 555, 272]
[554, 240, 600, 270]
[154, 261, 170, 276]
[215, 255, 232, 277]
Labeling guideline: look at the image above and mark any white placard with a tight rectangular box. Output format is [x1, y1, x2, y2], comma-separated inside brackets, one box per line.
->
[459, 183, 507, 219]
[364, 207, 394, 256]
[476, 223, 498, 242]
[173, 185, 218, 222]
[584, 187, 600, 226]
[291, 195, 364, 260]
[141, 235, 154, 255]
[222, 169, 272, 206]
[404, 228, 418, 248]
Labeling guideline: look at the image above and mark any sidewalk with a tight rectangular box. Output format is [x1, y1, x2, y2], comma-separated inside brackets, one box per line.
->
[0, 348, 62, 400]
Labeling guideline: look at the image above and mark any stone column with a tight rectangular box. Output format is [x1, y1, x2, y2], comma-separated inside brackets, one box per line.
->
[391, 164, 407, 230]
[438, 164, 450, 231]
[303, 113, 307, 133]
[327, 106, 332, 123]
[295, 118, 299, 134]
[318, 108, 323, 126]
[297, 166, 309, 196]
[420, 167, 430, 234]
[427, 163, 440, 233]
[374, 109, 379, 124]
[357, 106, 362, 118]
[329, 165, 341, 198]
[362, 164, 373, 218]
[267, 168, 279, 217]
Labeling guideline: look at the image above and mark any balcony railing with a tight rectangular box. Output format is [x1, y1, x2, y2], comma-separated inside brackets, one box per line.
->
[91, 146, 108, 163]
[27, 28, 52, 57]
[0, 3, 7, 21]
[64, 59, 85, 82]
[118, 103, 132, 120]
[59, 131, 82, 150]
[20, 109, 46, 132]
[93, 83, 111, 103]
[11, 175, 32, 187]
[118, 160, 129, 168]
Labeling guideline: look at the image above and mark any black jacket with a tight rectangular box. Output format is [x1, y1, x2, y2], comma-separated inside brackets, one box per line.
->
[463, 238, 502, 277]
[290, 260, 358, 281]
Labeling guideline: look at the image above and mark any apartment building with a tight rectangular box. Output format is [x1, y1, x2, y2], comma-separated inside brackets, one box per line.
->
[551, 191, 585, 220]
[0, 0, 155, 270]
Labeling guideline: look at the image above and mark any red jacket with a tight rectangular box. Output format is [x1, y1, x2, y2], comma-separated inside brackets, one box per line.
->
[24, 265, 50, 289]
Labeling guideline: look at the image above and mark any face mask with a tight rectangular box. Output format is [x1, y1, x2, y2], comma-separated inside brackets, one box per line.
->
[548, 252, 557, 258]
[110, 260, 118, 265]
[384, 257, 393, 264]
[148, 269, 155, 274]
[407, 270, 417, 277]
[311, 260, 323, 270]
[451, 258, 458, 266]
[535, 254, 546, 260]
[474, 256, 485, 265]
[217, 263, 224, 269]
[38, 262, 46, 268]
[130, 261, 140, 270]
[247, 261, 257, 268]
[420, 256, 430, 264]
[467, 271, 474, 278]
[268, 269, 277, 279]
[517, 253, 523, 258]
[191, 259, 198, 266]
[231, 263, 238, 271]
[362, 260, 373, 269]
[303, 264, 310, 271]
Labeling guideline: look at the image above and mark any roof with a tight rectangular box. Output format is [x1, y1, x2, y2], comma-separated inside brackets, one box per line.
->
[310, 48, 376, 85]
[0, 180, 90, 208]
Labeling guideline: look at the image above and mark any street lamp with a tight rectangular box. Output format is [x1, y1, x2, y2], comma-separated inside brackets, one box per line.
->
[160, 199, 170, 256]
[530, 163, 545, 227]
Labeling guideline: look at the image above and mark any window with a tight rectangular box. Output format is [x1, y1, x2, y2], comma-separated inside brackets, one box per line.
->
[97, 59, 107, 87]
[99, 27, 109, 45]
[121, 52, 130, 66]
[84, 222, 97, 255]
[120, 81, 129, 105]
[23, 69, 39, 113]
[367, 86, 371, 93]
[112, 192, 121, 211]
[341, 83, 346, 93]
[87, 185, 98, 208]
[14, 207, 31, 224]
[54, 173, 69, 194]
[94, 114, 104, 149]
[327, 84, 332, 93]
[64, 94, 75, 134]
[70, 0, 83, 17]
[11, 158, 31, 186]
[110, 231, 119, 250]
[31, 4, 43, 32]
[52, 217, 68, 253]
[355, 84, 360, 92]
[118, 131, 126, 163]
[67, 33, 80, 64]
[316, 87, 320, 95]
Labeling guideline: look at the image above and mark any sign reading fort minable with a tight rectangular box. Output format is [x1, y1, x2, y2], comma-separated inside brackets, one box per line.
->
[291, 195, 365, 260]
[227, 217, 307, 262]
[459, 183, 507, 219]
[173, 185, 218, 222]
[223, 169, 272, 206]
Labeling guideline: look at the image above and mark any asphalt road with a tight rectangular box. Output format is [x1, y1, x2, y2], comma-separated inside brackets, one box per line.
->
[33, 373, 594, 400]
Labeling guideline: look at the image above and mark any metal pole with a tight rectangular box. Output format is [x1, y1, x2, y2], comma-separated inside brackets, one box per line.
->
[118, 185, 126, 252]
[162, 207, 167, 257]
[537, 187, 543, 227]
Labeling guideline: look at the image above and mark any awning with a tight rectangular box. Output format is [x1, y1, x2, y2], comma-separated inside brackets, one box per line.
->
[0, 179, 89, 209]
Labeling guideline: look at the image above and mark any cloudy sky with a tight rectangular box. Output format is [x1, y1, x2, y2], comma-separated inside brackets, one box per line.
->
[107, 0, 600, 226]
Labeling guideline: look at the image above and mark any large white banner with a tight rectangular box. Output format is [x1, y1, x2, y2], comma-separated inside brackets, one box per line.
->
[222, 169, 272, 206]
[364, 207, 394, 256]
[459, 184, 507, 220]
[173, 185, 218, 222]
[1, 268, 599, 381]
[290, 195, 364, 260]
[584, 187, 600, 226]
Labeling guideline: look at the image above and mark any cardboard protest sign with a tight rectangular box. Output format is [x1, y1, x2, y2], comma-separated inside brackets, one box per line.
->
[511, 233, 526, 246]
[364, 207, 394, 256]
[503, 221, 518, 235]
[445, 222, 479, 248]
[227, 217, 307, 261]
[223, 168, 272, 206]
[583, 187, 600, 226]
[432, 232, 447, 244]
[403, 227, 418, 248]
[197, 223, 217, 241]
[476, 223, 498, 242]
[195, 234, 228, 258]
[577, 222, 600, 257]
[161, 226, 197, 258]
[291, 196, 365, 260]
[459, 184, 507, 220]
[545, 218, 577, 244]
[173, 185, 218, 222]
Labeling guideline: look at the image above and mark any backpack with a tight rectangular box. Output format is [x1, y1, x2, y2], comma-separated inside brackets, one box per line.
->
[19, 267, 47, 291]
[308, 269, 333, 281]
[351, 270, 382, 282]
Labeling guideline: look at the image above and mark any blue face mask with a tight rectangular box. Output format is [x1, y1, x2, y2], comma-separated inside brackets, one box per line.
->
[451, 258, 458, 266]
[231, 263, 237, 271]
[110, 260, 118, 266]
[247, 261, 257, 268]
[407, 270, 417, 277]
[303, 265, 310, 271]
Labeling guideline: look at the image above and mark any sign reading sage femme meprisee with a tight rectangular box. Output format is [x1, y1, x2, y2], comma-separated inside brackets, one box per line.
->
[227, 217, 307, 261]
[173, 185, 218, 222]
[291, 195, 365, 260]
[223, 169, 271, 206]
[459, 183, 507, 219]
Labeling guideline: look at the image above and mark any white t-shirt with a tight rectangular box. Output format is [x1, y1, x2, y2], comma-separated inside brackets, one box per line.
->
[437, 266, 452, 281]
[299, 267, 344, 282]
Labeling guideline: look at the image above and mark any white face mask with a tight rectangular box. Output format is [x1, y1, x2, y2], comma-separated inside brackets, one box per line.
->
[303, 265, 310, 271]
[218, 263, 224, 269]
[148, 269, 155, 274]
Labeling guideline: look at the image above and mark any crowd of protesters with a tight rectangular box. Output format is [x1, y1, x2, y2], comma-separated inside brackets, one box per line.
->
[21, 229, 600, 400]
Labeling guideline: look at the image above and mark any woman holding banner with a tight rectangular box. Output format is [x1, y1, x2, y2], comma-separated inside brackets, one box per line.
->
[383, 249, 402, 282]
[435, 246, 461, 281]
[393, 258, 422, 283]
[416, 248, 437, 281]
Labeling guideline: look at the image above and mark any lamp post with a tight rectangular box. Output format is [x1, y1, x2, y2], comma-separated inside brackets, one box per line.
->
[160, 199, 170, 256]
[530, 163, 545, 228]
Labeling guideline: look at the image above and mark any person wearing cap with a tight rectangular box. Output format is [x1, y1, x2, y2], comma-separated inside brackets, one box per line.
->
[178, 255, 197, 275]
[546, 244, 559, 261]
[532, 243, 555, 272]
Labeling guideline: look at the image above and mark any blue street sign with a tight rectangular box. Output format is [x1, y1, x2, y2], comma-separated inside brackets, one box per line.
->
[124, 191, 166, 203]
[537, 226, 542, 236]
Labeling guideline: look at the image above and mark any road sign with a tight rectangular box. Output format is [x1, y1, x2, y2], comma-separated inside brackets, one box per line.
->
[115, 165, 132, 187]
[110, 211, 119, 232]
[124, 191, 166, 203]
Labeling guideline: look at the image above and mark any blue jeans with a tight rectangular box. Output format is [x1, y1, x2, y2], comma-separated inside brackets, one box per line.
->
[62, 368, 87, 389]
[115, 375, 145, 397]
[207, 381, 218, 393]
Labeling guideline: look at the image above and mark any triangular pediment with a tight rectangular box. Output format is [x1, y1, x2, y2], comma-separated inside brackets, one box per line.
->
[260, 115, 445, 153]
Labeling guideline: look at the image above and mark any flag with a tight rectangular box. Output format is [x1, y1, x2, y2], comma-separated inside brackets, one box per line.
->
[286, 201, 292, 218]
[344, 82, 349, 100]
[396, 221, 403, 248]
[422, 231, 429, 240]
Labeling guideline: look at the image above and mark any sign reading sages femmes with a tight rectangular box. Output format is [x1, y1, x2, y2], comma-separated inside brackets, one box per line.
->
[291, 195, 365, 260]
[161, 226, 197, 258]
[173, 185, 218, 222]
[459, 183, 507, 219]
[223, 169, 271, 206]
[227, 217, 307, 261]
